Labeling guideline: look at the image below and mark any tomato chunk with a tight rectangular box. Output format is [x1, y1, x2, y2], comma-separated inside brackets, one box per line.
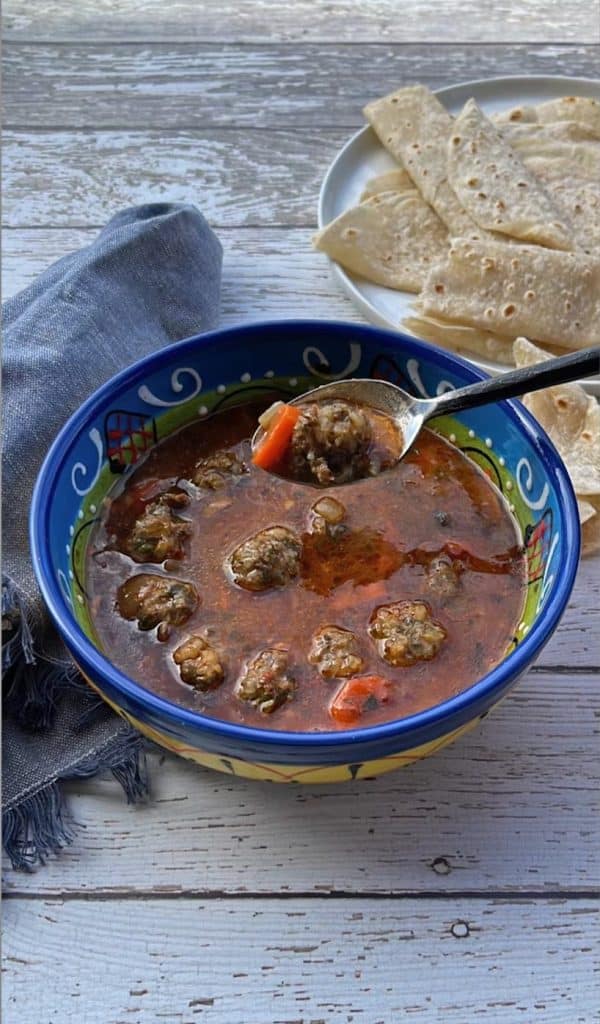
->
[329, 674, 391, 725]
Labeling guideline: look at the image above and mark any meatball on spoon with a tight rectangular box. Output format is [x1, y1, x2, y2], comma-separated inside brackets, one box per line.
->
[252, 346, 599, 477]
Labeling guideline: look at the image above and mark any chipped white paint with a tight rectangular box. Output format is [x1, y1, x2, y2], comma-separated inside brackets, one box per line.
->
[3, 43, 598, 130]
[4, 669, 599, 897]
[3, 898, 598, 1023]
[3, 0, 597, 42]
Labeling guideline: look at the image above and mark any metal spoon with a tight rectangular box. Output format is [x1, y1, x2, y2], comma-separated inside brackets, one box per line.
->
[252, 345, 600, 462]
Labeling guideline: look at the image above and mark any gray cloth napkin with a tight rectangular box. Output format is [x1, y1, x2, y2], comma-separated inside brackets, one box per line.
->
[2, 203, 222, 869]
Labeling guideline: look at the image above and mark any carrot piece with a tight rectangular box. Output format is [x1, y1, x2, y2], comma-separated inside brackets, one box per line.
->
[252, 404, 301, 470]
[329, 675, 391, 726]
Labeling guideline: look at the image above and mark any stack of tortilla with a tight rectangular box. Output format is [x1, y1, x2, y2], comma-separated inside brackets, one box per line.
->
[313, 85, 600, 552]
[314, 85, 600, 365]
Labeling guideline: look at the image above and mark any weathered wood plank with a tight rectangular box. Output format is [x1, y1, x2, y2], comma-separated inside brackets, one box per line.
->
[2, 129, 340, 228]
[3, 896, 598, 1023]
[3, 0, 597, 43]
[1, 226, 356, 319]
[4, 671, 598, 896]
[4, 43, 598, 129]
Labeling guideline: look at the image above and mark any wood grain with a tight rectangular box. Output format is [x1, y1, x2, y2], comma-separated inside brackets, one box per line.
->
[2, 129, 339, 228]
[3, 896, 598, 1023]
[4, 0, 598, 43]
[4, 43, 598, 129]
[2, 226, 358, 317]
[4, 671, 598, 897]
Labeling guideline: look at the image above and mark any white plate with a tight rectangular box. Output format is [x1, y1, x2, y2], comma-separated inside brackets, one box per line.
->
[318, 75, 600, 394]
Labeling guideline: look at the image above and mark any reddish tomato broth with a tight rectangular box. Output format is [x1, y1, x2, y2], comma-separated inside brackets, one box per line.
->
[87, 401, 526, 731]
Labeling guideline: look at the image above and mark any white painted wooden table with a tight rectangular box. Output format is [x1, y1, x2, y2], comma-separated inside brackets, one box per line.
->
[2, 3, 599, 1021]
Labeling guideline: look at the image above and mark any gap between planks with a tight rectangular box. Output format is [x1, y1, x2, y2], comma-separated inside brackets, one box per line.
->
[4, 40, 598, 48]
[4, 669, 598, 899]
[4, 888, 599, 902]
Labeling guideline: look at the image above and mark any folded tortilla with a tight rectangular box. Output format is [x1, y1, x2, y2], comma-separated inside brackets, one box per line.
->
[535, 96, 600, 134]
[514, 337, 600, 498]
[495, 96, 600, 136]
[360, 168, 415, 201]
[313, 190, 448, 293]
[447, 99, 574, 250]
[363, 85, 483, 237]
[579, 497, 600, 556]
[419, 237, 600, 350]
[402, 314, 515, 364]
[498, 121, 600, 252]
[525, 166, 600, 253]
[502, 122, 600, 180]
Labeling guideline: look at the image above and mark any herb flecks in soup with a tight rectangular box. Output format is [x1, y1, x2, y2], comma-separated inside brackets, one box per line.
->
[88, 399, 526, 731]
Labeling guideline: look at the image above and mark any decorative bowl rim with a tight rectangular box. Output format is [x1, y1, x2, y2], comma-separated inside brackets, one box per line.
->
[30, 318, 581, 750]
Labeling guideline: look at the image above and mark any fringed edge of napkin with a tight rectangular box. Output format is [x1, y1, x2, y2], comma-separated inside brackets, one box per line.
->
[2, 733, 148, 872]
[2, 577, 150, 872]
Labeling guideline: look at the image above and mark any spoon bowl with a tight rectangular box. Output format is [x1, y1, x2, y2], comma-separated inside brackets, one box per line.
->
[252, 345, 600, 467]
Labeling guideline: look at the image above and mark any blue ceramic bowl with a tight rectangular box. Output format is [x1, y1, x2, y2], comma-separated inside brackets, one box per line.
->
[31, 320, 580, 782]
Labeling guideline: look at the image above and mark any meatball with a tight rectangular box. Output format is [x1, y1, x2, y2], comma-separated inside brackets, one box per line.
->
[229, 526, 302, 592]
[427, 555, 461, 599]
[288, 400, 372, 485]
[308, 625, 364, 679]
[117, 574, 198, 631]
[193, 449, 245, 490]
[368, 600, 446, 667]
[310, 496, 347, 539]
[236, 649, 294, 713]
[173, 635, 224, 690]
[124, 492, 191, 563]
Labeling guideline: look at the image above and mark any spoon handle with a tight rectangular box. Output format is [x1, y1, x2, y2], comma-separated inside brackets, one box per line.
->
[429, 345, 600, 420]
